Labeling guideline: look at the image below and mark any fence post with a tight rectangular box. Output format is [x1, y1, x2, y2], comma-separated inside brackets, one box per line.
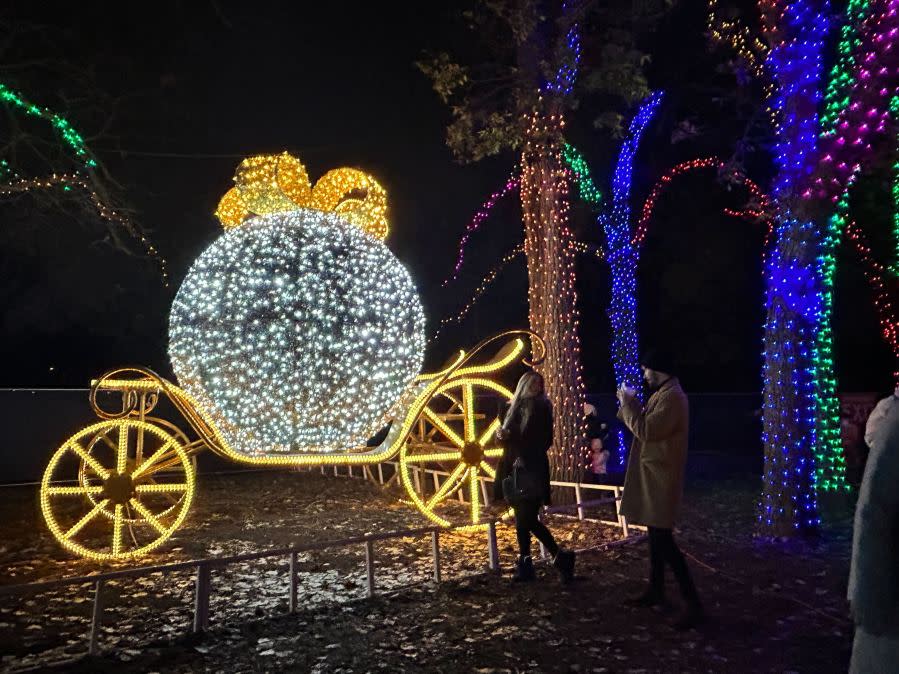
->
[614, 486, 629, 537]
[413, 467, 422, 495]
[487, 521, 500, 572]
[364, 540, 375, 597]
[289, 552, 298, 614]
[320, 466, 326, 475]
[193, 563, 211, 633]
[348, 466, 354, 478]
[377, 463, 384, 484]
[480, 478, 490, 507]
[88, 580, 103, 656]
[431, 530, 441, 583]
[574, 483, 585, 521]
[537, 510, 547, 559]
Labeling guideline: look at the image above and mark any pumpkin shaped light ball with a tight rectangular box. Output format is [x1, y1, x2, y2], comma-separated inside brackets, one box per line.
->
[168, 154, 425, 455]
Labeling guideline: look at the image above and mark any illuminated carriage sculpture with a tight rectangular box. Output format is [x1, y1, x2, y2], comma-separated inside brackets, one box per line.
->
[40, 152, 544, 561]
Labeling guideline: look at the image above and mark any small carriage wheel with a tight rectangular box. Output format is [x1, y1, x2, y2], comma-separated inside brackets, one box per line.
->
[40, 419, 196, 561]
[400, 378, 514, 529]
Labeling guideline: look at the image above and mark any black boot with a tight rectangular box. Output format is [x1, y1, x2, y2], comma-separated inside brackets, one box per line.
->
[513, 555, 535, 582]
[552, 549, 575, 584]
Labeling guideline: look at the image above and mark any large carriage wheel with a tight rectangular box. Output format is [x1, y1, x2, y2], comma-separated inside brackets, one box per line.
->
[40, 419, 196, 561]
[399, 378, 513, 529]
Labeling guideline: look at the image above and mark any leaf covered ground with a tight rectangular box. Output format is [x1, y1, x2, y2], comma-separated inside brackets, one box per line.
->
[0, 469, 854, 673]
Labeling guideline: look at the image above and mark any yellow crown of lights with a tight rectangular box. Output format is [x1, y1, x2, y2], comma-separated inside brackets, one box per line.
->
[215, 152, 389, 240]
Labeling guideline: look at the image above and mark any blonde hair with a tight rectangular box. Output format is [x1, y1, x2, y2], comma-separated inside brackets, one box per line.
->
[503, 371, 544, 433]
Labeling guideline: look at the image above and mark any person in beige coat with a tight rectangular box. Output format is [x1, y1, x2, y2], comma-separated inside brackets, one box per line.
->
[848, 388, 899, 673]
[617, 348, 702, 630]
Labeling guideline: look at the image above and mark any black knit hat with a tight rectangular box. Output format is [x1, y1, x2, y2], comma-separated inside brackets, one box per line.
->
[640, 347, 676, 376]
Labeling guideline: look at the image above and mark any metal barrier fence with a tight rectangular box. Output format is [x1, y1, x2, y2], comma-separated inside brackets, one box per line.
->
[0, 468, 643, 659]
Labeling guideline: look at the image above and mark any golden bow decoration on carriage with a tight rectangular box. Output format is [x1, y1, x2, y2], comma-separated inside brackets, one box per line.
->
[214, 152, 389, 239]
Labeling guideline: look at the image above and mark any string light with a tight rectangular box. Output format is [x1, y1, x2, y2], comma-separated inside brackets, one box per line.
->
[0, 81, 96, 167]
[442, 171, 519, 285]
[520, 101, 589, 477]
[0, 173, 170, 284]
[846, 221, 899, 380]
[432, 245, 524, 342]
[633, 157, 773, 247]
[440, 145, 596, 287]
[562, 142, 602, 208]
[430, 240, 604, 344]
[541, 2, 581, 97]
[602, 91, 664, 403]
[169, 208, 426, 455]
[754, 0, 831, 533]
[0, 81, 168, 283]
[891, 95, 899, 276]
[820, 0, 874, 134]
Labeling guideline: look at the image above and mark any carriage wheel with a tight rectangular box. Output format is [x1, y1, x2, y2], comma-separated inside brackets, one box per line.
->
[40, 419, 196, 561]
[399, 378, 513, 529]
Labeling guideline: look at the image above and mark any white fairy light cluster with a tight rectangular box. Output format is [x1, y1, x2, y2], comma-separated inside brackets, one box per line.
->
[168, 208, 425, 454]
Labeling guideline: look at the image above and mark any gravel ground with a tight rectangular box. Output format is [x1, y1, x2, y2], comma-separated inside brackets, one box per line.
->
[0, 470, 855, 673]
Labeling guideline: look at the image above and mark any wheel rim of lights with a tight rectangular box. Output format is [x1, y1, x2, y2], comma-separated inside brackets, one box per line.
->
[40, 419, 195, 561]
[399, 378, 514, 529]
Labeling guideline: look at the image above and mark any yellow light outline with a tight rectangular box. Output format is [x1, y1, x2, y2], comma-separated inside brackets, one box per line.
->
[40, 419, 196, 562]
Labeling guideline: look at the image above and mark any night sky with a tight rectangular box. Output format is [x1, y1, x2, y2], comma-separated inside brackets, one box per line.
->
[1, 1, 893, 395]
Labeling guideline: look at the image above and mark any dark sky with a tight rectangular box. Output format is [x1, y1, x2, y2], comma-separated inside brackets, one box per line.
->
[1, 0, 893, 394]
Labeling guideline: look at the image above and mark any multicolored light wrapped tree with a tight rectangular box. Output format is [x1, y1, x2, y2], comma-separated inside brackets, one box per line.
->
[712, 0, 899, 535]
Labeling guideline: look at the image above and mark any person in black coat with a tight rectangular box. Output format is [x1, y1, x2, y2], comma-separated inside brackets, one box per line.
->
[493, 371, 575, 583]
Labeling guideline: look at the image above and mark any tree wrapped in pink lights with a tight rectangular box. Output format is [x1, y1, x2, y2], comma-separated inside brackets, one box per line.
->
[711, 0, 899, 535]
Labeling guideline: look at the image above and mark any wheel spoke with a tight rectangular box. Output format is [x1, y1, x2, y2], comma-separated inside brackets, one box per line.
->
[403, 451, 462, 464]
[63, 499, 110, 539]
[479, 462, 496, 479]
[117, 424, 129, 474]
[462, 383, 475, 442]
[69, 441, 110, 480]
[46, 486, 105, 496]
[132, 439, 176, 478]
[483, 448, 504, 458]
[478, 418, 501, 447]
[426, 463, 466, 509]
[422, 408, 465, 448]
[135, 483, 188, 494]
[129, 498, 167, 534]
[98, 432, 118, 453]
[112, 504, 124, 555]
[468, 468, 480, 523]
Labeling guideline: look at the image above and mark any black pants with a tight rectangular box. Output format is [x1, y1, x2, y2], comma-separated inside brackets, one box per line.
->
[514, 499, 559, 558]
[648, 526, 700, 606]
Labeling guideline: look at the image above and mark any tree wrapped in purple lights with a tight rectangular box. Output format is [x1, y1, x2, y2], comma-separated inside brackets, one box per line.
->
[712, 0, 899, 535]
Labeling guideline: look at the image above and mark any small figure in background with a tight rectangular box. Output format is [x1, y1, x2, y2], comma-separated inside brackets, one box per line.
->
[584, 402, 611, 482]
